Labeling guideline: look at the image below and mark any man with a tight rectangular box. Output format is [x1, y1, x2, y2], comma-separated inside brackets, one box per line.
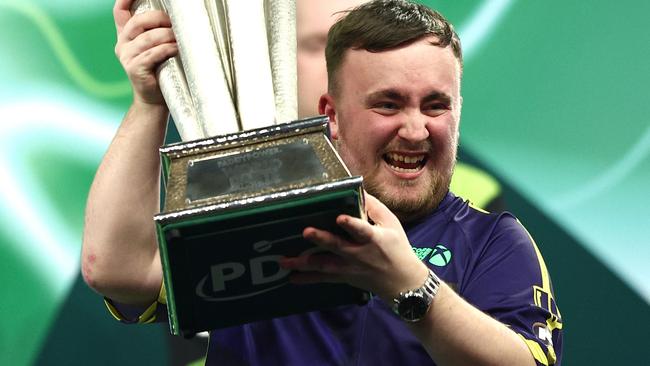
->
[84, 1, 562, 365]
[297, 0, 505, 212]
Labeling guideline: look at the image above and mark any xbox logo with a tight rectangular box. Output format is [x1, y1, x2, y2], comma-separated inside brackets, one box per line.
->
[428, 244, 452, 267]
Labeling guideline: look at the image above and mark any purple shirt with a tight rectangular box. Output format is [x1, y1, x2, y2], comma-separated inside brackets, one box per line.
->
[107, 192, 562, 365]
[204, 192, 563, 365]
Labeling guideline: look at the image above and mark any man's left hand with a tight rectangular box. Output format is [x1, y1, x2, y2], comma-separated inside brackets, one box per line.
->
[280, 192, 429, 301]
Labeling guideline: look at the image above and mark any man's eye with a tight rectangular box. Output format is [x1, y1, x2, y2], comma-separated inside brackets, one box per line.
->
[371, 102, 400, 115]
[375, 102, 398, 110]
[425, 103, 447, 110]
[423, 103, 449, 115]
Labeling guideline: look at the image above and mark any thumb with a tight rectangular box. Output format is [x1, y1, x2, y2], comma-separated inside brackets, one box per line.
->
[363, 191, 400, 227]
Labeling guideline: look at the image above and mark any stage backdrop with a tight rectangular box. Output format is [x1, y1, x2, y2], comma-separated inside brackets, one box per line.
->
[0, 1, 648, 365]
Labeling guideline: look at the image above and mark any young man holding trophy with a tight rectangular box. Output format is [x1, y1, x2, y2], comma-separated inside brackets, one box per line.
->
[83, 0, 562, 364]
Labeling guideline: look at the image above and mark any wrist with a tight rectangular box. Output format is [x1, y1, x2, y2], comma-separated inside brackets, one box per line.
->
[131, 98, 169, 114]
[391, 267, 441, 323]
[121, 101, 170, 143]
[380, 261, 430, 302]
[128, 99, 170, 131]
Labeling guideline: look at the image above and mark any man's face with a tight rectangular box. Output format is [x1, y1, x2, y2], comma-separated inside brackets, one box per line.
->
[321, 38, 462, 221]
[297, 0, 367, 118]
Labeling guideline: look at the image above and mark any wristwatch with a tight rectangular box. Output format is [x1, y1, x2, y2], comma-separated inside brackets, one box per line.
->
[392, 269, 440, 322]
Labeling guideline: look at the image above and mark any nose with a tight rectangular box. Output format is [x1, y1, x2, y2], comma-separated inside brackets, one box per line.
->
[397, 111, 430, 143]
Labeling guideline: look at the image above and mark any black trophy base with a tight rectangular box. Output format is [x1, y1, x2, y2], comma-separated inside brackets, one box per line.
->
[157, 189, 370, 337]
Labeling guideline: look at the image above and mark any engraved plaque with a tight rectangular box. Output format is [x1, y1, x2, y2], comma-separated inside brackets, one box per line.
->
[186, 141, 325, 202]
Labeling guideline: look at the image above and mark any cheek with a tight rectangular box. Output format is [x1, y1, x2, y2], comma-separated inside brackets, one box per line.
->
[427, 119, 458, 146]
[343, 118, 398, 156]
[341, 129, 389, 173]
[337, 128, 371, 170]
[425, 120, 458, 167]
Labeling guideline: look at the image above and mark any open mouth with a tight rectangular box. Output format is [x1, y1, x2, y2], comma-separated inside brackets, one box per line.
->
[383, 152, 428, 173]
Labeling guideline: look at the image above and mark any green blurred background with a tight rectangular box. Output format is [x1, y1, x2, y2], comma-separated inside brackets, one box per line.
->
[0, 0, 648, 365]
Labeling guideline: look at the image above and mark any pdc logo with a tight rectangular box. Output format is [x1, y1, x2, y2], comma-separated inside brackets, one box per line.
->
[195, 235, 319, 301]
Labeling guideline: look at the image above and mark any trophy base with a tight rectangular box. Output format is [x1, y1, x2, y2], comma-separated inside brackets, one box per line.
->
[154, 117, 369, 336]
[157, 187, 369, 336]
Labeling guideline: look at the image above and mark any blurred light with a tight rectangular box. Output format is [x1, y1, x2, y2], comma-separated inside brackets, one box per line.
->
[550, 125, 650, 209]
[0, 95, 119, 296]
[0, 0, 131, 98]
[459, 0, 515, 60]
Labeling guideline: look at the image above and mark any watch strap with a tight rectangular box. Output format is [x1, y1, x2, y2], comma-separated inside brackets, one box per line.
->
[392, 268, 440, 322]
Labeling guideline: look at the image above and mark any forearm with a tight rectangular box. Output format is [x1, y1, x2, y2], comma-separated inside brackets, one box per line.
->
[82, 101, 168, 305]
[408, 283, 535, 366]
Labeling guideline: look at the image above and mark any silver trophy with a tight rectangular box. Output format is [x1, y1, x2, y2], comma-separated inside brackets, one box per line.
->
[132, 0, 368, 336]
[132, 0, 297, 137]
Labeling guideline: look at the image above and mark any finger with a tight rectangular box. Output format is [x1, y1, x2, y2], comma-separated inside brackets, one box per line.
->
[303, 227, 361, 258]
[113, 0, 134, 34]
[130, 41, 178, 69]
[363, 191, 401, 227]
[281, 254, 350, 285]
[119, 27, 176, 63]
[280, 253, 348, 274]
[126, 42, 178, 78]
[120, 11, 172, 43]
[336, 215, 375, 244]
[288, 272, 346, 285]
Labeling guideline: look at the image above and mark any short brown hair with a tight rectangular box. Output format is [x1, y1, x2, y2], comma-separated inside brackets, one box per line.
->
[325, 0, 462, 95]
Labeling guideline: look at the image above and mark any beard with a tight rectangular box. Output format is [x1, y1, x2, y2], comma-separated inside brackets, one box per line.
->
[336, 139, 456, 223]
[362, 163, 453, 223]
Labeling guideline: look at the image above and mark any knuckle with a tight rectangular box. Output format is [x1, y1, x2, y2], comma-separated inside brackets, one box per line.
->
[365, 229, 377, 242]
[165, 29, 176, 42]
[308, 254, 329, 272]
[130, 12, 143, 24]
[121, 19, 134, 37]
[141, 48, 153, 59]
[334, 237, 347, 251]
[139, 31, 152, 45]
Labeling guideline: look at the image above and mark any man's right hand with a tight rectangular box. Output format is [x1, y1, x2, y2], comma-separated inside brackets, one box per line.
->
[114, 0, 178, 106]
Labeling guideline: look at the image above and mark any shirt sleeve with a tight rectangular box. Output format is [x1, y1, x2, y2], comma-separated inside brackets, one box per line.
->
[460, 214, 563, 366]
[103, 283, 169, 324]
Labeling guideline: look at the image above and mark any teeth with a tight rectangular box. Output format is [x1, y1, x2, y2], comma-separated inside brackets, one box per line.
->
[388, 153, 425, 164]
[384, 152, 427, 173]
[391, 166, 420, 173]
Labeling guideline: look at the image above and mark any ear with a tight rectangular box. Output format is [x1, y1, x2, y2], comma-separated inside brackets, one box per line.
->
[319, 93, 339, 140]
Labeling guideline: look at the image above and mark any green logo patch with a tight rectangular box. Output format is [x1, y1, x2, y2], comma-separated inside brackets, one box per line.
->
[411, 244, 452, 267]
[413, 247, 433, 261]
[429, 245, 452, 267]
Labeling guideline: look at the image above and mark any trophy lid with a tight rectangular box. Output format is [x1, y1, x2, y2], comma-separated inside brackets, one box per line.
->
[156, 116, 359, 223]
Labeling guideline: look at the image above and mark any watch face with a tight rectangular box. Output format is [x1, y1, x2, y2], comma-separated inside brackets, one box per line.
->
[397, 295, 428, 322]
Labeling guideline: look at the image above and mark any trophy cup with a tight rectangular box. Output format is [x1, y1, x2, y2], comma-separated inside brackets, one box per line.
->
[132, 0, 369, 337]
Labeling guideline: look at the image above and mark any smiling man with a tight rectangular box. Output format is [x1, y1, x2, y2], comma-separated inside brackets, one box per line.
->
[321, 35, 460, 222]
[281, 1, 563, 365]
[83, 0, 562, 365]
